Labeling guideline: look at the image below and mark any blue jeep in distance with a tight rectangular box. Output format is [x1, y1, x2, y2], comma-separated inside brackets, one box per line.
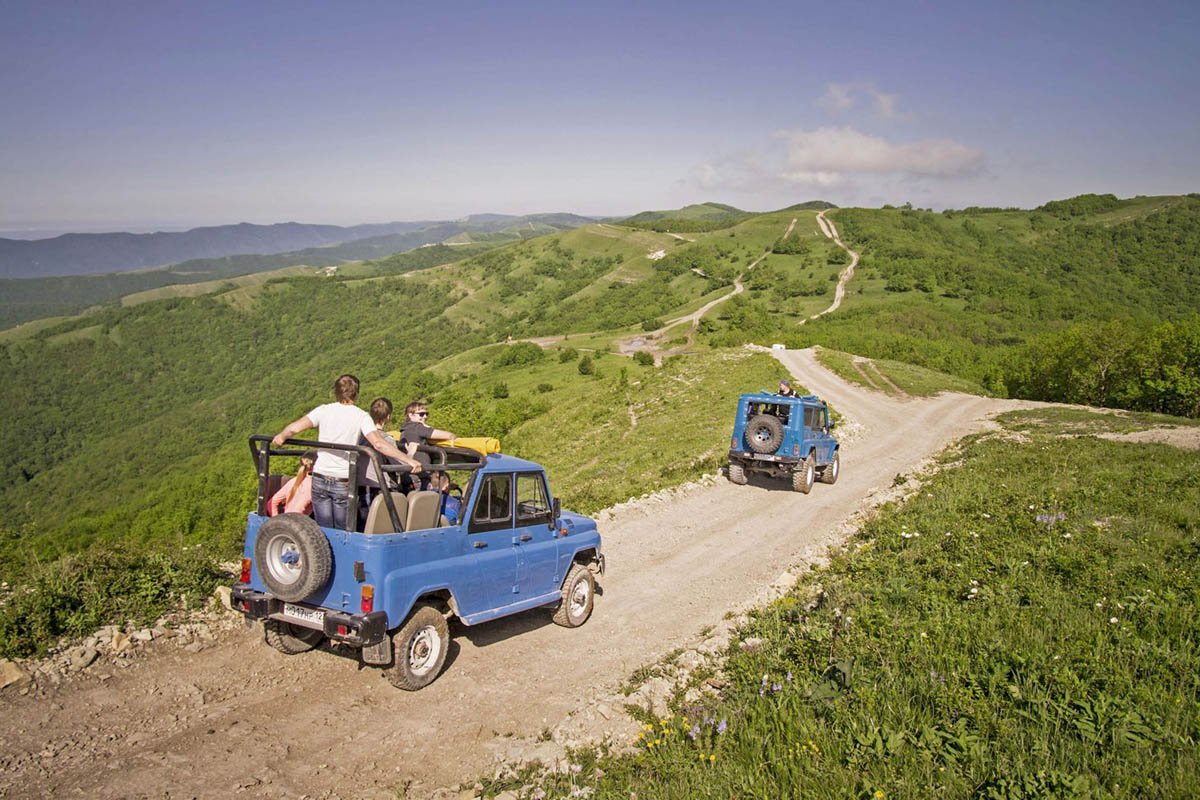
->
[727, 392, 840, 492]
[231, 435, 604, 690]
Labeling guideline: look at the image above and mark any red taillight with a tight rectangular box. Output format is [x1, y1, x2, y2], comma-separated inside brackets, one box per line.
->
[240, 557, 252, 584]
[337, 624, 348, 636]
[360, 584, 375, 614]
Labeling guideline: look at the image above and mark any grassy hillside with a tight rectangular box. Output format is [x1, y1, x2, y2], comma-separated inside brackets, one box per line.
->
[3, 193, 1198, 657]
[0, 218, 792, 657]
[700, 195, 1200, 415]
[481, 409, 1200, 799]
[621, 202, 755, 233]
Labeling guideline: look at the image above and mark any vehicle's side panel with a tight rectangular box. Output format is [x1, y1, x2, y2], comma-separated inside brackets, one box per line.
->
[514, 472, 561, 595]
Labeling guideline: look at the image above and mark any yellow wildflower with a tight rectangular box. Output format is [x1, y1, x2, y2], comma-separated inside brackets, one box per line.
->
[709, 754, 716, 762]
[874, 792, 885, 800]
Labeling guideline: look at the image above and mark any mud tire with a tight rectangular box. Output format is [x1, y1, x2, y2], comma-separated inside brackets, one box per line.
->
[728, 462, 748, 485]
[746, 414, 785, 454]
[264, 619, 323, 655]
[552, 564, 595, 628]
[792, 455, 816, 494]
[385, 605, 449, 691]
[819, 450, 840, 485]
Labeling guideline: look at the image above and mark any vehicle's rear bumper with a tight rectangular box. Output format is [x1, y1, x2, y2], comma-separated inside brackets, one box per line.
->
[230, 585, 387, 647]
[729, 450, 801, 470]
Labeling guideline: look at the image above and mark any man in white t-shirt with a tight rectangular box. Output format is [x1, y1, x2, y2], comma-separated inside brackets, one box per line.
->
[272, 374, 420, 530]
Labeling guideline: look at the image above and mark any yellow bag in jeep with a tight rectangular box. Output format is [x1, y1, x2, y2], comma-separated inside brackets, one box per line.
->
[439, 436, 500, 457]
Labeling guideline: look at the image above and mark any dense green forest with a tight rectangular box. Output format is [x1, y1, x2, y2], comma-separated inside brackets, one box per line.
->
[2, 194, 1199, 656]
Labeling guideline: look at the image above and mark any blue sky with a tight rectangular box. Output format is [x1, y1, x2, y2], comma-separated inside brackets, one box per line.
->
[1, 0, 1197, 233]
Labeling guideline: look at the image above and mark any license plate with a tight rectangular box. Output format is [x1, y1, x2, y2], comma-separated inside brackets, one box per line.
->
[282, 603, 324, 626]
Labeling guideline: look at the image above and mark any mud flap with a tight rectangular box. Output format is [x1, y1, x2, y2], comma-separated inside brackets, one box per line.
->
[362, 632, 392, 666]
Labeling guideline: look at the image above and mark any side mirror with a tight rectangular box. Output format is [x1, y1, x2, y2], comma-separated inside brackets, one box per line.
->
[550, 497, 561, 530]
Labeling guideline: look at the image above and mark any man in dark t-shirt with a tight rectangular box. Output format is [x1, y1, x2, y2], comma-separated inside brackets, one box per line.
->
[399, 401, 456, 490]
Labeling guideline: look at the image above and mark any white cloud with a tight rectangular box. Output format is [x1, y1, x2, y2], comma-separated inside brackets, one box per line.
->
[778, 127, 983, 178]
[818, 83, 855, 113]
[688, 126, 984, 197]
[819, 82, 910, 121]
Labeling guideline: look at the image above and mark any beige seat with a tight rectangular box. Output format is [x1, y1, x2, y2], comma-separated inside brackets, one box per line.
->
[363, 492, 408, 534]
[405, 490, 443, 531]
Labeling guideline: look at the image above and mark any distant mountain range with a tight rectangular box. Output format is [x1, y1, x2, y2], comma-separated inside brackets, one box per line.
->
[0, 213, 596, 279]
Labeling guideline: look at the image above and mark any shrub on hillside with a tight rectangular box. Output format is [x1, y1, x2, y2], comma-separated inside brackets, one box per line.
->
[495, 341, 545, 367]
[633, 351, 655, 367]
[558, 347, 579, 363]
[577, 355, 594, 375]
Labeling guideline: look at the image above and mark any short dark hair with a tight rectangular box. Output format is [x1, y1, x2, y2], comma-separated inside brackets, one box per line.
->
[334, 374, 360, 402]
[404, 401, 427, 416]
[369, 397, 393, 424]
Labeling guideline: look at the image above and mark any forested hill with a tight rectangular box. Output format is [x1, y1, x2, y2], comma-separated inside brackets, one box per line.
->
[0, 212, 597, 279]
[1, 194, 1198, 657]
[0, 216, 588, 330]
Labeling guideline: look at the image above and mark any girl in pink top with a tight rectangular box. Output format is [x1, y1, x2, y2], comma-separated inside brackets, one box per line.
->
[268, 451, 317, 516]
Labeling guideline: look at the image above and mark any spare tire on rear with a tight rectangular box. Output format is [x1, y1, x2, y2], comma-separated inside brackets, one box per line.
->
[254, 513, 333, 602]
[745, 413, 785, 454]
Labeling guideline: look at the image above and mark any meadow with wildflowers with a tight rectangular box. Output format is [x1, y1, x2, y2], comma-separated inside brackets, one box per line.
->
[480, 410, 1199, 799]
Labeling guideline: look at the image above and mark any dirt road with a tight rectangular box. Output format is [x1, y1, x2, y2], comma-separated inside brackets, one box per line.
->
[0, 349, 1035, 799]
[804, 210, 859, 323]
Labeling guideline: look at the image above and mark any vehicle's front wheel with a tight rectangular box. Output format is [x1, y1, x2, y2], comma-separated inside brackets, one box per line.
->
[264, 619, 323, 655]
[552, 563, 595, 628]
[792, 456, 815, 494]
[728, 462, 748, 485]
[819, 450, 840, 484]
[385, 605, 449, 691]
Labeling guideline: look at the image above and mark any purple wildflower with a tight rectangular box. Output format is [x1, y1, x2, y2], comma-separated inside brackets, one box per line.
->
[717, 719, 727, 735]
[688, 724, 700, 741]
[786, 671, 793, 682]
[772, 683, 782, 693]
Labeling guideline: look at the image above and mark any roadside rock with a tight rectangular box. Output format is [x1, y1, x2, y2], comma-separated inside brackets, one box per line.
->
[0, 659, 31, 690]
[111, 632, 132, 654]
[68, 647, 99, 671]
[214, 586, 233, 611]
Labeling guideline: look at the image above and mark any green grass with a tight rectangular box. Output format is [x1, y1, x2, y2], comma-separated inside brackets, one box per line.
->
[479, 414, 1200, 799]
[997, 407, 1200, 436]
[816, 348, 991, 397]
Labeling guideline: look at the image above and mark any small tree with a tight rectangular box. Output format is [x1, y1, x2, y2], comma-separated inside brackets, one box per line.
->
[577, 355, 594, 375]
[559, 348, 579, 363]
[633, 351, 655, 367]
[491, 383, 509, 399]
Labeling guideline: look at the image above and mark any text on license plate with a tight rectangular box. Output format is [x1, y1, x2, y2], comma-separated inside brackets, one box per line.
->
[282, 603, 325, 626]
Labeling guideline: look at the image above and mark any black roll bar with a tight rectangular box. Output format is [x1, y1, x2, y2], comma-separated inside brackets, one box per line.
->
[248, 435, 485, 533]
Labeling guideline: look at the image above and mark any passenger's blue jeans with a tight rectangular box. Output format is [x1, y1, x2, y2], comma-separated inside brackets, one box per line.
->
[311, 473, 350, 530]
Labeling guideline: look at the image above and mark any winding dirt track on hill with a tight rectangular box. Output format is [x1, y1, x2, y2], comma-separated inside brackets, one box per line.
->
[803, 209, 859, 323]
[0, 350, 1041, 799]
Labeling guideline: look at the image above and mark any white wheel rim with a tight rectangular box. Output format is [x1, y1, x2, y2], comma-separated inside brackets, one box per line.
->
[408, 625, 442, 676]
[267, 535, 302, 586]
[569, 577, 591, 620]
[831, 456, 839, 479]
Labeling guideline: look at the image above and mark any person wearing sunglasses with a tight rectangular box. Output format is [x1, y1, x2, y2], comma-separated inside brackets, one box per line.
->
[399, 401, 455, 490]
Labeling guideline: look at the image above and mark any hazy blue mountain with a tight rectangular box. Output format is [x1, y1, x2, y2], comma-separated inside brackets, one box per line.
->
[0, 220, 440, 279]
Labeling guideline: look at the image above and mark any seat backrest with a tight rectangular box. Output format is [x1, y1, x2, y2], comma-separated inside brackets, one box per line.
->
[405, 490, 443, 531]
[363, 492, 408, 534]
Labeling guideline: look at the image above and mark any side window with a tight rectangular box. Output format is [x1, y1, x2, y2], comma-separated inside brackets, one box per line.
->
[516, 473, 551, 524]
[804, 407, 820, 429]
[469, 474, 512, 533]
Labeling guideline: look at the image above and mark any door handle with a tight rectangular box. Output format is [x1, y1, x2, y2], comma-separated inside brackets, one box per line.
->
[519, 534, 533, 542]
[473, 541, 488, 549]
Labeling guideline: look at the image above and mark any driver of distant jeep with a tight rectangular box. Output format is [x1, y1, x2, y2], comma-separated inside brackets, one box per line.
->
[272, 375, 421, 530]
[778, 380, 797, 398]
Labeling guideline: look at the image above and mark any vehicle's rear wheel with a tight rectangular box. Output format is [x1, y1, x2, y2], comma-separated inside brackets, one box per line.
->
[792, 456, 815, 494]
[552, 563, 595, 628]
[728, 462, 748, 485]
[264, 619, 323, 655]
[254, 514, 332, 602]
[819, 450, 840, 484]
[745, 414, 785, 454]
[385, 605, 449, 691]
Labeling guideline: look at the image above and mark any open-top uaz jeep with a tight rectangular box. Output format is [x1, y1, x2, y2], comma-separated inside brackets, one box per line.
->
[231, 435, 604, 690]
[727, 391, 840, 492]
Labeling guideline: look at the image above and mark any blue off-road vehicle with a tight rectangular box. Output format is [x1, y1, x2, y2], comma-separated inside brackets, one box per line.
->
[231, 436, 604, 690]
[727, 392, 840, 492]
